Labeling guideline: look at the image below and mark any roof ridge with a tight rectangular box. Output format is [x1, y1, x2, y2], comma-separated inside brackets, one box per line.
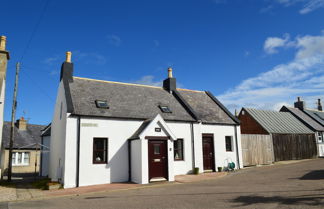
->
[176, 88, 204, 93]
[73, 76, 164, 89]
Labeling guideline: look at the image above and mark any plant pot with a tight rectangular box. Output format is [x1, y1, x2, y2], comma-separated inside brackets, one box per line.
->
[217, 167, 222, 172]
[47, 182, 61, 190]
[193, 167, 199, 175]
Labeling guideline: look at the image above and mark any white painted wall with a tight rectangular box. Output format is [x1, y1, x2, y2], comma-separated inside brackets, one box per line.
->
[76, 118, 143, 187]
[49, 81, 67, 183]
[41, 135, 50, 176]
[199, 124, 243, 170]
[130, 139, 141, 183]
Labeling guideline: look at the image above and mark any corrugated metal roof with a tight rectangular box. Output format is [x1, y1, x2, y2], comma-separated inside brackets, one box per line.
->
[280, 106, 324, 131]
[244, 108, 314, 134]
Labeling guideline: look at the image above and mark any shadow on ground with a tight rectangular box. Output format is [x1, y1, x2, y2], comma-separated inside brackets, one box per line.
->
[300, 170, 324, 180]
[232, 194, 324, 207]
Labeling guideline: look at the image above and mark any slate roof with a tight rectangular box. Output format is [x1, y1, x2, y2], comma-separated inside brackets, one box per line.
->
[2, 122, 46, 149]
[280, 106, 324, 132]
[304, 109, 324, 127]
[243, 108, 314, 134]
[129, 119, 152, 140]
[178, 89, 236, 124]
[67, 77, 237, 124]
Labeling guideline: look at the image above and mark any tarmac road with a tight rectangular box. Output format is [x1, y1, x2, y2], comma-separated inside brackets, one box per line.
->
[3, 158, 324, 209]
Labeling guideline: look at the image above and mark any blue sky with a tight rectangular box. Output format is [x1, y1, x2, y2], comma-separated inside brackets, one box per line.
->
[2, 0, 324, 125]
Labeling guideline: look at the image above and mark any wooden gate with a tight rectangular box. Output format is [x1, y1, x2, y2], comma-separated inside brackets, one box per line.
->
[241, 134, 274, 166]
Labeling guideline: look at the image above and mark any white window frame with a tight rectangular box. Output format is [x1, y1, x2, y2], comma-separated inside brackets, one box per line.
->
[318, 132, 323, 143]
[12, 152, 30, 166]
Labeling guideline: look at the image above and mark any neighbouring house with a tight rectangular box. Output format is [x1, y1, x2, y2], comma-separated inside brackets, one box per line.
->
[40, 124, 51, 176]
[0, 36, 10, 178]
[238, 108, 317, 166]
[48, 52, 243, 188]
[283, 97, 324, 157]
[0, 118, 46, 177]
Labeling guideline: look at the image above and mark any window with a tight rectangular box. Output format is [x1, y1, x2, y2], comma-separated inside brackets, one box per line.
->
[93, 138, 108, 164]
[95, 100, 109, 109]
[225, 136, 233, 152]
[154, 144, 160, 154]
[159, 105, 172, 113]
[12, 152, 30, 166]
[174, 139, 184, 160]
[318, 132, 323, 143]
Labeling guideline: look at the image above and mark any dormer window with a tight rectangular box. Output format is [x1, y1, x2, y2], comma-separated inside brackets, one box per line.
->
[159, 105, 172, 113]
[95, 100, 109, 109]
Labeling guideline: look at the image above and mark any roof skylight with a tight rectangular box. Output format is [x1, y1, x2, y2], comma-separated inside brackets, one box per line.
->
[95, 100, 109, 109]
[159, 105, 172, 113]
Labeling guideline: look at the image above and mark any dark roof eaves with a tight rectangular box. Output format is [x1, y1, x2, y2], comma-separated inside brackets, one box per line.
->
[205, 91, 240, 124]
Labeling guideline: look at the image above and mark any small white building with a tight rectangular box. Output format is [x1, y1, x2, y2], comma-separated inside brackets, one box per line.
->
[48, 52, 243, 188]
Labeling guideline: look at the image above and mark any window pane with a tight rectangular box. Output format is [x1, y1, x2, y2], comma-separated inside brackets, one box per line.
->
[93, 138, 108, 163]
[226, 136, 232, 152]
[12, 152, 16, 165]
[154, 144, 160, 154]
[174, 139, 183, 160]
[18, 152, 22, 164]
[24, 152, 30, 164]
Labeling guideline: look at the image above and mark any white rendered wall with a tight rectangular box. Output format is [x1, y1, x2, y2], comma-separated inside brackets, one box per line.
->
[49, 81, 67, 183]
[166, 122, 193, 175]
[130, 140, 141, 183]
[41, 136, 50, 176]
[77, 118, 143, 187]
[200, 124, 243, 170]
[318, 144, 324, 157]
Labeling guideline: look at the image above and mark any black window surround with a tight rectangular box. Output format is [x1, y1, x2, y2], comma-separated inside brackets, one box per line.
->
[225, 136, 233, 152]
[93, 138, 108, 164]
[174, 139, 184, 161]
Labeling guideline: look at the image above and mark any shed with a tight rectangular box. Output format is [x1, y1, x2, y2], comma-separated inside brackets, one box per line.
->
[238, 108, 317, 166]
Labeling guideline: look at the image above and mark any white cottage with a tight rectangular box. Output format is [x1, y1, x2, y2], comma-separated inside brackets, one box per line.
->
[48, 52, 243, 188]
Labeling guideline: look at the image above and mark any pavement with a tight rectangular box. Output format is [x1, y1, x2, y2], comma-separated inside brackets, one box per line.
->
[1, 158, 324, 208]
[0, 170, 228, 202]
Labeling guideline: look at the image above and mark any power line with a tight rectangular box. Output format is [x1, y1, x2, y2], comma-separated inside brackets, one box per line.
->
[19, 0, 51, 62]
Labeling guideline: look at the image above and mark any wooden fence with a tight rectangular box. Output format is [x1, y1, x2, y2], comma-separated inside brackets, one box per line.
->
[241, 134, 274, 166]
[272, 134, 317, 161]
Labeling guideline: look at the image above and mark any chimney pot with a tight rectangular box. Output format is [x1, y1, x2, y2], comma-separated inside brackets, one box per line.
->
[318, 99, 322, 111]
[168, 67, 173, 78]
[66, 51, 72, 63]
[297, 96, 301, 102]
[0, 36, 6, 51]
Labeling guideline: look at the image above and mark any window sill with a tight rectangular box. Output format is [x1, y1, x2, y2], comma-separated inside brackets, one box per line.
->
[13, 164, 30, 167]
[92, 162, 108, 164]
[174, 159, 184, 161]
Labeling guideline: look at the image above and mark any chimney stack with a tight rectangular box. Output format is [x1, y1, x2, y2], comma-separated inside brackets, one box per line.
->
[60, 51, 74, 82]
[318, 99, 322, 111]
[0, 36, 6, 51]
[16, 117, 27, 131]
[294, 96, 305, 111]
[163, 67, 176, 93]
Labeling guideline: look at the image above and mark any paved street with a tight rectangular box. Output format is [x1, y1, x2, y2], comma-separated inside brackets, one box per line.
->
[3, 158, 324, 209]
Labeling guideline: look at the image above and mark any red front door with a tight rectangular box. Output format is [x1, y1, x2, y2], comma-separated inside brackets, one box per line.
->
[148, 140, 168, 180]
[202, 135, 215, 171]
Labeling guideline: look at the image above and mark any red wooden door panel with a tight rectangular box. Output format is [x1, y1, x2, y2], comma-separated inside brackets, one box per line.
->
[148, 140, 168, 180]
[202, 136, 215, 171]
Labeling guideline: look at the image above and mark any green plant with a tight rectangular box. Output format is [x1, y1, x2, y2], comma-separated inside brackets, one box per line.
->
[31, 178, 51, 190]
[217, 167, 222, 172]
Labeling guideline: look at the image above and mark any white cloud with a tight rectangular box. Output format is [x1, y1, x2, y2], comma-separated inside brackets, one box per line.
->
[219, 31, 324, 112]
[107, 34, 122, 47]
[264, 34, 291, 54]
[133, 75, 163, 87]
[276, 0, 324, 14]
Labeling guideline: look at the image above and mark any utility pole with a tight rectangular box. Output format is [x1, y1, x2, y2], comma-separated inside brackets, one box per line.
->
[8, 62, 20, 182]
